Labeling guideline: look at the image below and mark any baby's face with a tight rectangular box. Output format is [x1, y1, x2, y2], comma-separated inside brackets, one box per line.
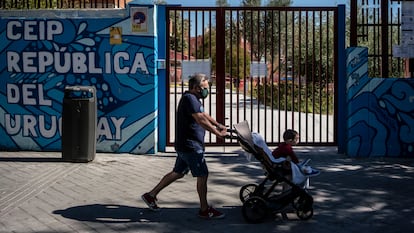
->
[287, 135, 299, 145]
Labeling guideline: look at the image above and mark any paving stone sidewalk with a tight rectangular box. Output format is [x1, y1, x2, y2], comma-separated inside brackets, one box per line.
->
[0, 148, 413, 233]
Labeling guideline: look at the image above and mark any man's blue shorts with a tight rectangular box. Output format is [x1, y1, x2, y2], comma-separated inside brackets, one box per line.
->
[173, 151, 209, 177]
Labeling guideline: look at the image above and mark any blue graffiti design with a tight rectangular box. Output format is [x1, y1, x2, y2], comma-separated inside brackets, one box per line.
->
[380, 80, 414, 145]
[1, 16, 157, 153]
[347, 78, 414, 157]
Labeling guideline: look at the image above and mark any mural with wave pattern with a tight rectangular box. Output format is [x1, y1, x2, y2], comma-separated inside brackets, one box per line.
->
[347, 47, 414, 157]
[0, 7, 158, 154]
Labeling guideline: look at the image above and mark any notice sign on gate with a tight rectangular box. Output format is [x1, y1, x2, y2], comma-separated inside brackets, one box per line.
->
[250, 61, 267, 77]
[182, 59, 211, 81]
[393, 1, 414, 57]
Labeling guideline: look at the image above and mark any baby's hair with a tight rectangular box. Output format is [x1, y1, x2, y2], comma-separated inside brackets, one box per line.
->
[283, 129, 298, 141]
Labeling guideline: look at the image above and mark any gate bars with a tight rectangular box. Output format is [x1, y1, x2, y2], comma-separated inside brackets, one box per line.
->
[350, 0, 404, 78]
[166, 6, 339, 147]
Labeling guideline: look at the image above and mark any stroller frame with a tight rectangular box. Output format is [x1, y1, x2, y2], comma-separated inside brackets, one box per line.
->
[229, 121, 314, 223]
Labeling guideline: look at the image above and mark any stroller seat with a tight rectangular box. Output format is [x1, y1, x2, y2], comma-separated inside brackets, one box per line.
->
[232, 121, 290, 180]
[232, 121, 317, 223]
[233, 121, 319, 184]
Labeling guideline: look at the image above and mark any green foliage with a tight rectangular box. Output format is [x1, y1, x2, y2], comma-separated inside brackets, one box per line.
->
[216, 0, 229, 6]
[241, 0, 261, 7]
[266, 0, 291, 7]
[169, 11, 189, 53]
[225, 45, 251, 79]
[255, 82, 334, 115]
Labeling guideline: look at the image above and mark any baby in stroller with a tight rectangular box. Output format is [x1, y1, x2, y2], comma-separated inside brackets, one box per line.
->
[229, 121, 320, 223]
[252, 130, 320, 185]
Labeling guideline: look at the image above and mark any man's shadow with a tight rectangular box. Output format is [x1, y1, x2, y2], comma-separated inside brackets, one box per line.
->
[53, 204, 244, 224]
[53, 204, 146, 223]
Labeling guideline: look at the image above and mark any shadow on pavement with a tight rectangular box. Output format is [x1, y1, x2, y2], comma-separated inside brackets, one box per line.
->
[53, 204, 250, 224]
[52, 203, 306, 225]
[53, 204, 144, 223]
[0, 157, 64, 163]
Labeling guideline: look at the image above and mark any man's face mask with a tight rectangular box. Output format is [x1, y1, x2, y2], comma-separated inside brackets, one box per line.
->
[199, 87, 209, 99]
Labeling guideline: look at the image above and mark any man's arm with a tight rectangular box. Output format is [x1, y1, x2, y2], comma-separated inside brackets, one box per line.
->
[204, 112, 225, 130]
[192, 112, 227, 137]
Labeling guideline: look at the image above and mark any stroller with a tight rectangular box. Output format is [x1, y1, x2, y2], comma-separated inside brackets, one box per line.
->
[227, 121, 318, 223]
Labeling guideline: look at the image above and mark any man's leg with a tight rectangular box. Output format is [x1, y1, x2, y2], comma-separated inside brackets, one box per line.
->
[147, 152, 188, 198]
[196, 174, 225, 219]
[149, 171, 184, 197]
[142, 171, 184, 210]
[197, 175, 209, 211]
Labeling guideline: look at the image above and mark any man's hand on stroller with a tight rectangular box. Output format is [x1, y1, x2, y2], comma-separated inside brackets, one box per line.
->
[224, 128, 239, 140]
[213, 123, 227, 138]
[216, 123, 226, 131]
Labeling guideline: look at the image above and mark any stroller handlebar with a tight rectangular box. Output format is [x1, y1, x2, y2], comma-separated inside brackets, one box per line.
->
[224, 135, 238, 140]
[224, 128, 238, 140]
[226, 128, 236, 133]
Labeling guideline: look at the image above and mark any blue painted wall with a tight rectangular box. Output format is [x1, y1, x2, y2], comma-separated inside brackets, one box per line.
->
[0, 4, 159, 154]
[346, 47, 414, 157]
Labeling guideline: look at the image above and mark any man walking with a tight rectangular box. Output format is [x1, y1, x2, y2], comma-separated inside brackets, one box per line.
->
[142, 73, 227, 219]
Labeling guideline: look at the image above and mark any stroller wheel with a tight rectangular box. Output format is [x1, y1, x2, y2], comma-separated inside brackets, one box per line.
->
[293, 194, 314, 220]
[239, 184, 259, 203]
[242, 196, 268, 223]
[296, 207, 313, 220]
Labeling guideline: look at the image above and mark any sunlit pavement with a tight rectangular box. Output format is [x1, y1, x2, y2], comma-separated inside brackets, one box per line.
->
[0, 149, 413, 233]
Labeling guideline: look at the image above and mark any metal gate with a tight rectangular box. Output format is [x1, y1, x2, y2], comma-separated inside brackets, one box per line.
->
[350, 0, 404, 78]
[166, 6, 339, 147]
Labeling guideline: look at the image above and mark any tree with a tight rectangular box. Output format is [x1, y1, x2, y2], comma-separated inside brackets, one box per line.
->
[267, 0, 291, 7]
[169, 11, 189, 53]
[241, 0, 261, 7]
[216, 0, 229, 6]
[240, 0, 293, 75]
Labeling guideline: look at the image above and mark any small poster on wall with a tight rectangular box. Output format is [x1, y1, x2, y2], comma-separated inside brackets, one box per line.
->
[131, 7, 148, 34]
[109, 27, 122, 45]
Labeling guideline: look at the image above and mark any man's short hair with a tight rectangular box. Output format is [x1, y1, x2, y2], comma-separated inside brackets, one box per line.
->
[189, 73, 207, 89]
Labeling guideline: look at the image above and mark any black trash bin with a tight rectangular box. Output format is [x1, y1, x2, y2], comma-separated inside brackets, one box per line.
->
[62, 86, 97, 162]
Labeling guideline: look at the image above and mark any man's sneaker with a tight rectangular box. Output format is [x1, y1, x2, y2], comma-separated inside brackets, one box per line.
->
[141, 193, 159, 211]
[198, 206, 225, 219]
